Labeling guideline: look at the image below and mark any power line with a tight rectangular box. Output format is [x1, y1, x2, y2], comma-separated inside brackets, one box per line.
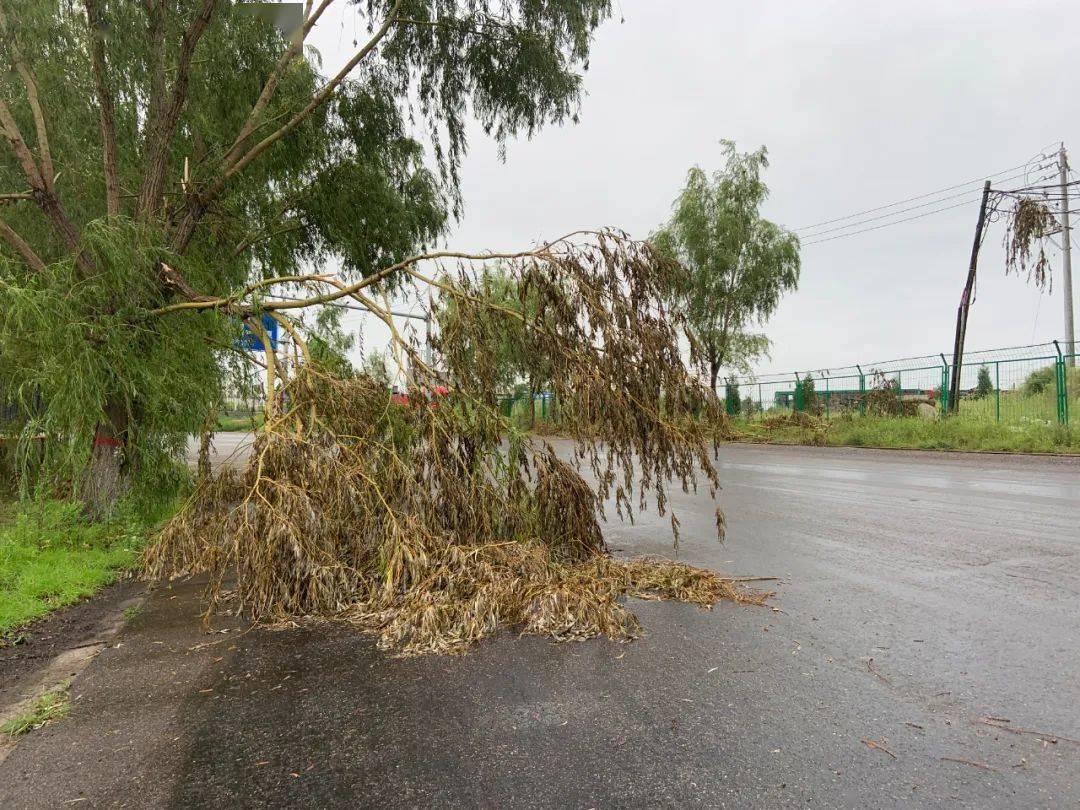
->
[800, 196, 982, 246]
[798, 168, 1062, 248]
[793, 168, 1044, 238]
[792, 160, 1047, 232]
[995, 178, 1080, 195]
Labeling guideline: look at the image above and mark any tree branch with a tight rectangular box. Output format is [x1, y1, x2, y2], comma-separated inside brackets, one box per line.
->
[0, 215, 46, 272]
[144, 0, 166, 148]
[136, 0, 219, 217]
[220, 0, 337, 170]
[222, 0, 402, 181]
[170, 0, 402, 253]
[0, 2, 55, 194]
[84, 0, 121, 215]
[0, 101, 84, 261]
[0, 100, 46, 190]
[232, 222, 305, 258]
[151, 238, 582, 317]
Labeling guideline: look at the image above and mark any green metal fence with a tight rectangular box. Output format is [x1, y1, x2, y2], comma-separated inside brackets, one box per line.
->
[498, 391, 557, 424]
[726, 342, 1078, 427]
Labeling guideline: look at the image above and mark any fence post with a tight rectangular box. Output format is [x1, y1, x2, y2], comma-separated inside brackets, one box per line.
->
[758, 383, 763, 420]
[857, 365, 865, 415]
[825, 376, 830, 419]
[939, 354, 949, 414]
[1053, 341, 1067, 425]
[995, 361, 1000, 422]
[794, 373, 803, 412]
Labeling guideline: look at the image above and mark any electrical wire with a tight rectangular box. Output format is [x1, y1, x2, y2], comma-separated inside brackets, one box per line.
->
[799, 168, 1062, 247]
[799, 197, 985, 246]
[793, 168, 1043, 238]
[791, 161, 1048, 232]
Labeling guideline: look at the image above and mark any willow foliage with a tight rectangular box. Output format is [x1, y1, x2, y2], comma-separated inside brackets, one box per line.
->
[0, 0, 609, 504]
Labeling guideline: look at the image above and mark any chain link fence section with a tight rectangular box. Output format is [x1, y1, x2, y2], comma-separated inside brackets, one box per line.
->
[727, 342, 1076, 426]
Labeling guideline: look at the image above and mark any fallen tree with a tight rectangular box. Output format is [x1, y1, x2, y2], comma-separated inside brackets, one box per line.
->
[1, 3, 765, 650]
[145, 231, 767, 655]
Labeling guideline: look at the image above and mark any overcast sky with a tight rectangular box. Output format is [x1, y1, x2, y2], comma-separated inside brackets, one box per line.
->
[306, 0, 1079, 377]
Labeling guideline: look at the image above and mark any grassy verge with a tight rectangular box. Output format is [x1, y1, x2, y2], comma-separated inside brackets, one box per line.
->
[736, 415, 1080, 454]
[0, 500, 166, 634]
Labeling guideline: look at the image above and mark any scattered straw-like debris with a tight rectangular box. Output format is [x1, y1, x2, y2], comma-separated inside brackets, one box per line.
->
[146, 397, 765, 655]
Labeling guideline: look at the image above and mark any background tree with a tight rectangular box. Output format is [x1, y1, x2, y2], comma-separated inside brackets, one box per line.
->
[724, 377, 740, 416]
[654, 141, 801, 391]
[796, 373, 818, 414]
[973, 365, 994, 400]
[0, 0, 614, 513]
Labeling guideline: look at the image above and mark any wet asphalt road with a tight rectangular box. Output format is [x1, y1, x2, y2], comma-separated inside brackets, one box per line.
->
[3, 441, 1079, 808]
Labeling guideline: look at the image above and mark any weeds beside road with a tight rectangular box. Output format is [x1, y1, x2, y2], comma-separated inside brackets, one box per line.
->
[0, 500, 160, 634]
[736, 414, 1080, 454]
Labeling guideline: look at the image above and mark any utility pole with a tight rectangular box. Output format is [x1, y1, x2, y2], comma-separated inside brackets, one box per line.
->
[1059, 144, 1075, 366]
[949, 180, 992, 412]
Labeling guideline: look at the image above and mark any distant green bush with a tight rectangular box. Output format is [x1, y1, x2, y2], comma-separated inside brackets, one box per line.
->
[973, 365, 993, 399]
[1023, 365, 1055, 396]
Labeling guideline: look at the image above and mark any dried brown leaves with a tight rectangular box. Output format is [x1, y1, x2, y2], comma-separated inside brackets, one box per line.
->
[145, 231, 763, 655]
[1003, 198, 1055, 290]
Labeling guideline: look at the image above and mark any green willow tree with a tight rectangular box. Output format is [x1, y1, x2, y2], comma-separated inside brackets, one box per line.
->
[0, 0, 613, 512]
[654, 141, 801, 392]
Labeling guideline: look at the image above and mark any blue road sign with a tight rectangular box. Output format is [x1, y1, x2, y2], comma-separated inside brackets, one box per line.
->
[236, 314, 279, 352]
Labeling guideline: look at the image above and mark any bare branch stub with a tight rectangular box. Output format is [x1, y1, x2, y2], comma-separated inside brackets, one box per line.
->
[145, 230, 767, 655]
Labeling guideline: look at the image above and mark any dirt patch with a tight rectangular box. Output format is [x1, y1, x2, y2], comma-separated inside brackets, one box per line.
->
[0, 578, 144, 708]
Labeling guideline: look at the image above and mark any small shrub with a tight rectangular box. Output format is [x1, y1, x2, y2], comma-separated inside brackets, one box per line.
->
[1023, 365, 1055, 396]
[725, 378, 741, 415]
[973, 365, 993, 399]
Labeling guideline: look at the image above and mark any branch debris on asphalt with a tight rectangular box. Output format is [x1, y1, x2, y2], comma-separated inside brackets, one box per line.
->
[860, 738, 897, 759]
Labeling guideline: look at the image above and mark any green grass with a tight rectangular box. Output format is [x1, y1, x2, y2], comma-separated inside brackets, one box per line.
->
[738, 414, 1080, 454]
[1, 681, 71, 738]
[955, 369, 1080, 425]
[0, 500, 162, 633]
[215, 411, 263, 432]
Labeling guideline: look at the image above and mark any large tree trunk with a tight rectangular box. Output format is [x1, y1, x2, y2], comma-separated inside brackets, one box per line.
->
[81, 400, 129, 520]
[709, 358, 721, 393]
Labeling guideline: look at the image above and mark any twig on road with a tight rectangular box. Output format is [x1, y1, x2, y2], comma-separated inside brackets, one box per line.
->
[867, 657, 892, 684]
[861, 738, 897, 759]
[941, 756, 995, 771]
[980, 717, 1080, 746]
